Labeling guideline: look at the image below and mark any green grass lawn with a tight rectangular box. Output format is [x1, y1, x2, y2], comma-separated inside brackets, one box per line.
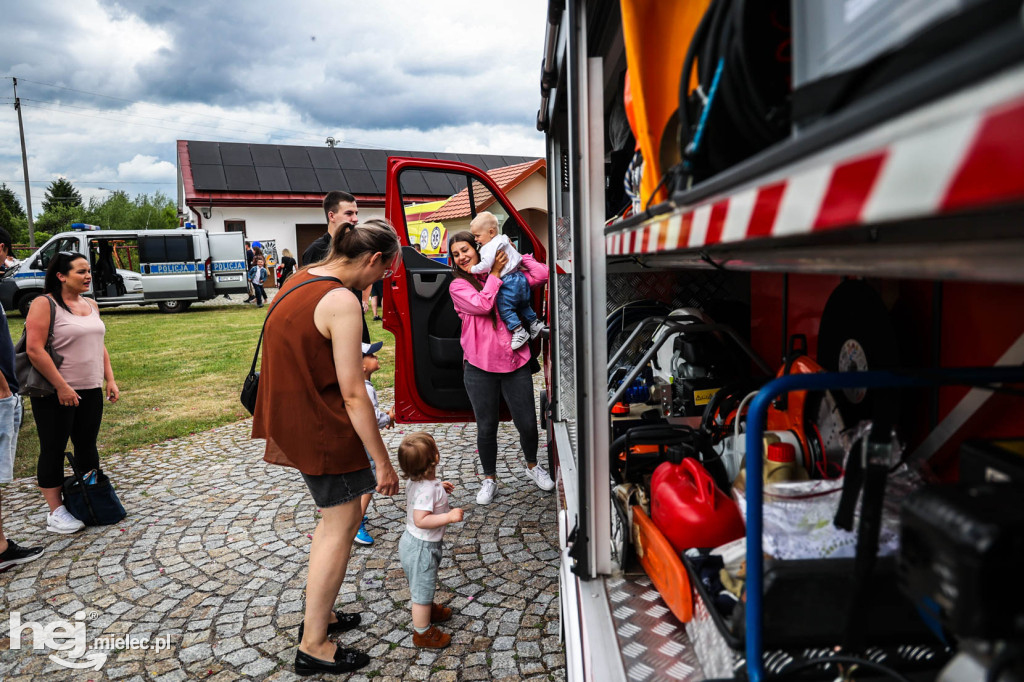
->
[8, 301, 395, 479]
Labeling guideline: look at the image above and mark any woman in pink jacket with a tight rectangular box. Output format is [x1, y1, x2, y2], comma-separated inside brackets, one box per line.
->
[448, 230, 554, 505]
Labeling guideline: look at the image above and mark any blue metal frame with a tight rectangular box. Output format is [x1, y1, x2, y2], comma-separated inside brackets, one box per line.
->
[742, 367, 1024, 682]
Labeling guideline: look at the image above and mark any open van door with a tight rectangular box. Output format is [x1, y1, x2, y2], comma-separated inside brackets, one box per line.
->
[383, 157, 546, 423]
[207, 232, 249, 296]
[138, 233, 200, 312]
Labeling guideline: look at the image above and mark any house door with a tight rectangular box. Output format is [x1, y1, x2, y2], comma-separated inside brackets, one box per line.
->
[296, 224, 326, 261]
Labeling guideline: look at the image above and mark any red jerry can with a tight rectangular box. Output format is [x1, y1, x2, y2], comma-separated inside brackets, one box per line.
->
[651, 458, 745, 553]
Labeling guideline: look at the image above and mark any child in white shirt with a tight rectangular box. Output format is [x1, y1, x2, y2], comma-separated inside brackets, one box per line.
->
[397, 432, 463, 649]
[469, 212, 547, 350]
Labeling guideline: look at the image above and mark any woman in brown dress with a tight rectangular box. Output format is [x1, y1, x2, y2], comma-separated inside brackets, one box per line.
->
[252, 219, 401, 676]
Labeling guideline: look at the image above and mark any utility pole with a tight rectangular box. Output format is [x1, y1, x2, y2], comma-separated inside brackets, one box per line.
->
[13, 78, 36, 247]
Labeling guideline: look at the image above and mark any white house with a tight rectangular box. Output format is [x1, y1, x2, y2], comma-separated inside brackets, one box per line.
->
[176, 140, 544, 280]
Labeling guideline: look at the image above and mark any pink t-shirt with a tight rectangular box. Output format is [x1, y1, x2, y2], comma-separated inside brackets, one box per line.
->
[50, 299, 106, 390]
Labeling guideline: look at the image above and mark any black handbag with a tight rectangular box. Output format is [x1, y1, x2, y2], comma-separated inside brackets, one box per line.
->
[61, 451, 126, 526]
[14, 296, 64, 398]
[241, 275, 342, 415]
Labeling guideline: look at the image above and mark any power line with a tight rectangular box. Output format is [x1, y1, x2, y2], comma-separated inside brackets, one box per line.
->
[3, 76, 390, 150]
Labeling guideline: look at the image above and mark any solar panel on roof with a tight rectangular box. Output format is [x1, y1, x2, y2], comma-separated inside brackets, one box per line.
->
[224, 165, 260, 191]
[285, 167, 321, 192]
[459, 154, 486, 171]
[398, 170, 431, 196]
[361, 150, 388, 171]
[251, 145, 283, 166]
[219, 143, 253, 165]
[342, 169, 376, 194]
[335, 148, 367, 170]
[315, 168, 346, 193]
[188, 141, 222, 165]
[256, 166, 290, 192]
[434, 152, 461, 162]
[423, 170, 460, 196]
[192, 164, 227, 190]
[280, 147, 312, 167]
[307, 147, 340, 169]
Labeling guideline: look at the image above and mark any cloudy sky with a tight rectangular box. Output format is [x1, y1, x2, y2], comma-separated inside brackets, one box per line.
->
[1, 0, 548, 215]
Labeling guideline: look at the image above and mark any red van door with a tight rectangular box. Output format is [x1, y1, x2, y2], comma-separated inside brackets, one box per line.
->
[383, 157, 546, 423]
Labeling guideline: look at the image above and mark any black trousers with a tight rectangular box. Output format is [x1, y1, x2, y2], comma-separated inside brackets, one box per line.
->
[32, 387, 104, 489]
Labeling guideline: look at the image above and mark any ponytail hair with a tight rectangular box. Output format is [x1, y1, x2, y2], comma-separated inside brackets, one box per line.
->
[327, 218, 400, 265]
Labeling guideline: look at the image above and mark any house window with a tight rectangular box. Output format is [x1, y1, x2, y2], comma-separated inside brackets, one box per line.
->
[225, 220, 246, 235]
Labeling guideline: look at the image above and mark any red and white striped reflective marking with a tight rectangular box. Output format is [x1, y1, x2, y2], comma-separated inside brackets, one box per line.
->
[607, 88, 1024, 257]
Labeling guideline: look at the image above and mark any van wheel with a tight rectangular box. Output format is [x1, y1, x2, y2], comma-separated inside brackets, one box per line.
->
[17, 292, 40, 317]
[157, 300, 191, 313]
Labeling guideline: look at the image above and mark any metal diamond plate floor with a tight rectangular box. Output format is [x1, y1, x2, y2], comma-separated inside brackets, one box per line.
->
[607, 574, 706, 682]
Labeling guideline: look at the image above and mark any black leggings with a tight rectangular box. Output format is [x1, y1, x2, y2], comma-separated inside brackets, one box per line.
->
[32, 388, 104, 489]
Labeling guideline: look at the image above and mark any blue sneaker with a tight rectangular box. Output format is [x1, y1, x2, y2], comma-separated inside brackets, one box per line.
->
[354, 518, 374, 546]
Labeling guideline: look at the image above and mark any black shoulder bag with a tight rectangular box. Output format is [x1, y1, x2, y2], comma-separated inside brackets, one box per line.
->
[241, 276, 342, 415]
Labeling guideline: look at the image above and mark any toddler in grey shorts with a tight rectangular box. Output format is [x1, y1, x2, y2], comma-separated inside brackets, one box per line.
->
[397, 432, 464, 649]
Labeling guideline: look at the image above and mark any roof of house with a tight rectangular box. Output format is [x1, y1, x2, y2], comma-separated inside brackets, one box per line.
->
[428, 159, 547, 221]
[177, 140, 539, 207]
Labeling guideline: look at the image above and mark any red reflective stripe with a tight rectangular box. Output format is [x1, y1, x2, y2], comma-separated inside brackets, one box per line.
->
[813, 152, 887, 231]
[677, 212, 694, 249]
[942, 98, 1024, 211]
[747, 182, 786, 238]
[704, 200, 729, 245]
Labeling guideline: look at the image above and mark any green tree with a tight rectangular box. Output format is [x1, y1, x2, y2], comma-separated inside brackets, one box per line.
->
[34, 203, 87, 235]
[0, 183, 25, 219]
[41, 178, 83, 213]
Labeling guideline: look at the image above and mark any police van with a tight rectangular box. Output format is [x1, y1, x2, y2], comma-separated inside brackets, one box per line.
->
[0, 224, 248, 315]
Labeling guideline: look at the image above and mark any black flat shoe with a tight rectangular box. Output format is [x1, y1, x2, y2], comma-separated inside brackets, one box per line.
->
[294, 645, 370, 676]
[297, 611, 361, 641]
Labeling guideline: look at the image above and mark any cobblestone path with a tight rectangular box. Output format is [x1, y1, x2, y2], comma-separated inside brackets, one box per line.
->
[0, 391, 565, 681]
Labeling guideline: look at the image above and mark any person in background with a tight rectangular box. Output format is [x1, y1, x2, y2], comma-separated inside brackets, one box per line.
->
[278, 248, 297, 286]
[448, 231, 554, 505]
[368, 277, 384, 321]
[25, 251, 119, 535]
[354, 340, 395, 546]
[252, 219, 401, 676]
[0, 227, 44, 571]
[249, 256, 269, 307]
[303, 191, 371, 344]
[397, 432, 461, 649]
[244, 242, 256, 302]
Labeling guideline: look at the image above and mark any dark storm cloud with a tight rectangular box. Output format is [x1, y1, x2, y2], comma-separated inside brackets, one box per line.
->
[74, 0, 542, 132]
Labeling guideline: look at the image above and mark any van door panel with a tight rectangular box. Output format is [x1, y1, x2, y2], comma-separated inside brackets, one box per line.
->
[384, 158, 546, 423]
[208, 232, 248, 295]
[138, 235, 199, 300]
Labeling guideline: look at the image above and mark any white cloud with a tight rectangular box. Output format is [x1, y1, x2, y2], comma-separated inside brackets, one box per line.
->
[117, 154, 176, 182]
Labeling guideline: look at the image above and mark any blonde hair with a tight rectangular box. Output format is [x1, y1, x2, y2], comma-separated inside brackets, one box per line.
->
[282, 248, 293, 259]
[397, 432, 439, 482]
[469, 211, 499, 234]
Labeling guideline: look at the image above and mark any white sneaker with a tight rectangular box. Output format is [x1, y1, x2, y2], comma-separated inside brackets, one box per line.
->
[525, 465, 555, 491]
[528, 319, 548, 340]
[510, 326, 530, 350]
[46, 505, 85, 534]
[476, 479, 497, 505]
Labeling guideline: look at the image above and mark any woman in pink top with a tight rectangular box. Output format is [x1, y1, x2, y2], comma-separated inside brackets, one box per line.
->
[25, 251, 119, 535]
[448, 231, 554, 505]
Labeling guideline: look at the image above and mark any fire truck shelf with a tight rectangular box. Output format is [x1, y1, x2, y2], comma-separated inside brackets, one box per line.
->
[605, 61, 1024, 282]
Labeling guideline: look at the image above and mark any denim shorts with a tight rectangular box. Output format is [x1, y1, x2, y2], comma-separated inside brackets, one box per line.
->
[0, 395, 22, 484]
[300, 467, 375, 508]
[399, 530, 442, 605]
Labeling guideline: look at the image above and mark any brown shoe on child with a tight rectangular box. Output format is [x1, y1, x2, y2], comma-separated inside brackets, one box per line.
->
[412, 625, 451, 649]
[430, 603, 452, 623]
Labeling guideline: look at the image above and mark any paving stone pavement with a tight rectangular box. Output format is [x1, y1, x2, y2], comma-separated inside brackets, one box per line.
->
[0, 387, 566, 681]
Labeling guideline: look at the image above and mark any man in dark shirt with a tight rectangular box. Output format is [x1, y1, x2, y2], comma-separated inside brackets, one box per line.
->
[0, 227, 43, 571]
[303, 191, 371, 343]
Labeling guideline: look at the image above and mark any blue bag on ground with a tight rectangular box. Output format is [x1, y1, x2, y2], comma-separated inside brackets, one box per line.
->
[61, 452, 126, 526]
